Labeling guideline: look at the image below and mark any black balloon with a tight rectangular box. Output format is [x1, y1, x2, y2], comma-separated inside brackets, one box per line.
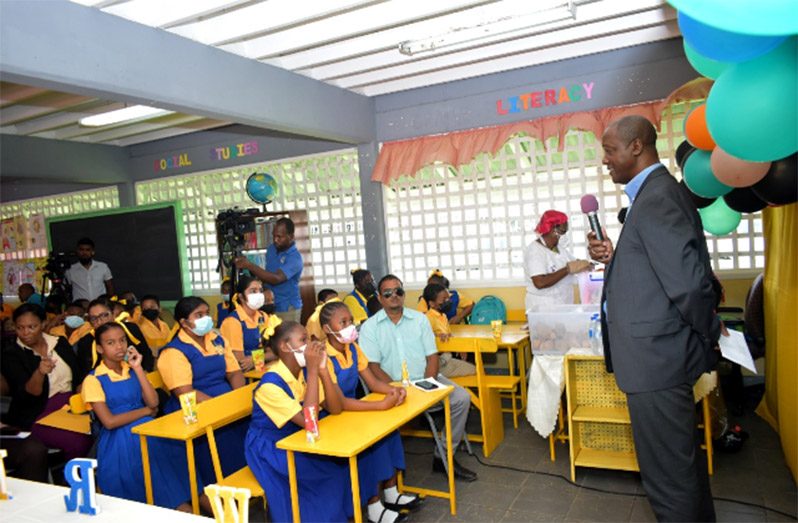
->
[723, 187, 768, 213]
[752, 153, 797, 206]
[676, 140, 697, 169]
[679, 179, 716, 209]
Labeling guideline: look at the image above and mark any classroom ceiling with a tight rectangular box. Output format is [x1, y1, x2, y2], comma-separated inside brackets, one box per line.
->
[0, 0, 679, 146]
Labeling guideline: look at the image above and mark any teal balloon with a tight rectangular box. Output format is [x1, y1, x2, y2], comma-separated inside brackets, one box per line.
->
[706, 38, 798, 162]
[245, 172, 278, 204]
[669, 0, 798, 36]
[683, 150, 733, 198]
[699, 198, 742, 236]
[683, 40, 729, 79]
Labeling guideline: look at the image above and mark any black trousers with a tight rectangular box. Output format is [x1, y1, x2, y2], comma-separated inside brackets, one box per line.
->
[626, 383, 715, 522]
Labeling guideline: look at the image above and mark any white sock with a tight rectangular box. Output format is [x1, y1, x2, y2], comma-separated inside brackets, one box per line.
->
[368, 500, 399, 523]
[383, 486, 400, 504]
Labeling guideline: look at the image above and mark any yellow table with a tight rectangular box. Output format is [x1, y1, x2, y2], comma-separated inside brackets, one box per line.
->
[131, 383, 257, 514]
[276, 385, 456, 523]
[35, 405, 91, 435]
[449, 324, 530, 427]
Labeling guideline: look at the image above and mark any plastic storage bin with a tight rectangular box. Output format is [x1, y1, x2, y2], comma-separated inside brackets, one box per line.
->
[527, 304, 600, 355]
[576, 270, 604, 305]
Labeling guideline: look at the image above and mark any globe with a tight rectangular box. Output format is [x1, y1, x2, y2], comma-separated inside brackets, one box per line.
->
[246, 172, 278, 205]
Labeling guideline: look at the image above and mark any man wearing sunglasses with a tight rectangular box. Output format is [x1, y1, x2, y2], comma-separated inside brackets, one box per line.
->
[360, 274, 477, 482]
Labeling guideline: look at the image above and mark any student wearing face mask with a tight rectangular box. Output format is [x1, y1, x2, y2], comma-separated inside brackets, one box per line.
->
[523, 210, 592, 311]
[157, 296, 247, 487]
[48, 302, 90, 343]
[136, 295, 171, 353]
[423, 284, 476, 379]
[245, 321, 350, 523]
[220, 276, 281, 371]
[320, 301, 420, 523]
[343, 269, 377, 326]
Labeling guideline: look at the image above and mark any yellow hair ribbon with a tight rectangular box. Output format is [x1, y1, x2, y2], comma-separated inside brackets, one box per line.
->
[109, 296, 128, 306]
[429, 268, 444, 278]
[222, 276, 231, 284]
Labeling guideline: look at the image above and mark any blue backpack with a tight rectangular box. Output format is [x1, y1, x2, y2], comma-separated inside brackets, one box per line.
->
[469, 295, 507, 324]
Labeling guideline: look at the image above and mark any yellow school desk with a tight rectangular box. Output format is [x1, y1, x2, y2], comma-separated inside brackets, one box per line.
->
[449, 324, 530, 427]
[131, 383, 257, 514]
[276, 384, 456, 523]
[35, 406, 91, 435]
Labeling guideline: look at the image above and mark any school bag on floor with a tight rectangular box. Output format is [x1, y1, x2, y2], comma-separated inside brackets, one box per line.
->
[469, 295, 507, 324]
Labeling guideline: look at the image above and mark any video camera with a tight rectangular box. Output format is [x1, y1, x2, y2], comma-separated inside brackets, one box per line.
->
[216, 209, 260, 293]
[43, 251, 76, 299]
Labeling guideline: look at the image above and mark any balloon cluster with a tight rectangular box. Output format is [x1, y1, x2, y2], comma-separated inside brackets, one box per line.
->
[670, 1, 797, 236]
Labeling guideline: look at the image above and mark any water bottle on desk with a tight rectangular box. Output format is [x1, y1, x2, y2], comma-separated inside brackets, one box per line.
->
[588, 313, 603, 355]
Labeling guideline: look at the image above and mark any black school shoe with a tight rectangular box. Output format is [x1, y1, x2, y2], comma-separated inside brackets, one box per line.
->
[432, 457, 478, 482]
[383, 493, 422, 513]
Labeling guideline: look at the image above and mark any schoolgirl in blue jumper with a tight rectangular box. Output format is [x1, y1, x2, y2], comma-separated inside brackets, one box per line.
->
[321, 301, 421, 523]
[245, 321, 353, 522]
[82, 322, 192, 511]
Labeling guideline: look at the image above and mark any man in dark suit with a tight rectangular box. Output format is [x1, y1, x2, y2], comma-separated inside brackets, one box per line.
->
[588, 115, 721, 521]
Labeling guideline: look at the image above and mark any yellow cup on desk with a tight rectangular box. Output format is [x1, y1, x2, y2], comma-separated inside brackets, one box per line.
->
[491, 320, 503, 337]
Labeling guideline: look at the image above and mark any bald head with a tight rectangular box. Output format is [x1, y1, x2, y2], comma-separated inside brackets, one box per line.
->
[602, 116, 660, 184]
[608, 115, 657, 150]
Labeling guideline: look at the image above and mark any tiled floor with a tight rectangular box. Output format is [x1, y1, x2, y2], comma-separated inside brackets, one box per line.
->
[250, 387, 797, 522]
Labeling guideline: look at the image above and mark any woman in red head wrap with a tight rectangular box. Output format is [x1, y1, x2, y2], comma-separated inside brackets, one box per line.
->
[524, 210, 592, 310]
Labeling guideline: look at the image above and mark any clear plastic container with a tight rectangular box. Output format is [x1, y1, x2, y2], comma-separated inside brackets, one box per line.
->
[576, 270, 605, 305]
[527, 304, 600, 355]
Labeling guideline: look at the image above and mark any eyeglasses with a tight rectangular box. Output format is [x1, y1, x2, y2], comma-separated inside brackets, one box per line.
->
[88, 311, 112, 323]
[381, 287, 405, 299]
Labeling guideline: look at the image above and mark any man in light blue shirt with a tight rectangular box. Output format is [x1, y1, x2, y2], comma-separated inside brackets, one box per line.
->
[360, 274, 477, 482]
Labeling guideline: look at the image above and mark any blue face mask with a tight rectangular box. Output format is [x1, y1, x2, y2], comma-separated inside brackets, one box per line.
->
[64, 315, 85, 329]
[190, 315, 214, 337]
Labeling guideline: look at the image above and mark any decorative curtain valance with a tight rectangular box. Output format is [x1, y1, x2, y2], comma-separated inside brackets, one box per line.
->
[371, 78, 713, 184]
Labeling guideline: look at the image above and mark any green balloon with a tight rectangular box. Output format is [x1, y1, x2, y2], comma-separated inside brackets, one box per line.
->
[683, 150, 733, 198]
[705, 37, 798, 162]
[683, 40, 729, 79]
[699, 198, 742, 236]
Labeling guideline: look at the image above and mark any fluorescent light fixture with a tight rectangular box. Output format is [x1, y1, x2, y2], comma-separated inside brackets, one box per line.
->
[399, 1, 578, 56]
[79, 105, 174, 127]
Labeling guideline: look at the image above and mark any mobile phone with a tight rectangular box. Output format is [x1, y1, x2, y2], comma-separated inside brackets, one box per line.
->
[415, 380, 439, 391]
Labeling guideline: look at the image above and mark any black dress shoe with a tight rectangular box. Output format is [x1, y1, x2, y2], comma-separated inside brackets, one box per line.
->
[383, 493, 422, 512]
[432, 456, 478, 482]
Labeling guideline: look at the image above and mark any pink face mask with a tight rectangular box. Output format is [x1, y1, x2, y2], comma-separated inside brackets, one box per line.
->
[329, 324, 359, 344]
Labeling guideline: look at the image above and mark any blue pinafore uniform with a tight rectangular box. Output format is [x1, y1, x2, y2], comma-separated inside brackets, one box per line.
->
[245, 368, 353, 523]
[161, 335, 248, 485]
[92, 369, 191, 508]
[227, 309, 263, 356]
[330, 344, 406, 500]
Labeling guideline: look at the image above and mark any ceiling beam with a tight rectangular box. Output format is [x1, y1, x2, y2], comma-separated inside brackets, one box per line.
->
[0, 0, 374, 144]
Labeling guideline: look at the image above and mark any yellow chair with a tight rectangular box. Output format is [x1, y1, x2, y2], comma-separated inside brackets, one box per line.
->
[204, 484, 251, 523]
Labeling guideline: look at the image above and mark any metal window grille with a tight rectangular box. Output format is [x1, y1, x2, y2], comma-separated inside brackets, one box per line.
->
[135, 149, 365, 292]
[384, 101, 764, 287]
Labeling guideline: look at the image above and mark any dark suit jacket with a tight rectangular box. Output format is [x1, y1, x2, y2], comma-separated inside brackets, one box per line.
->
[600, 166, 721, 393]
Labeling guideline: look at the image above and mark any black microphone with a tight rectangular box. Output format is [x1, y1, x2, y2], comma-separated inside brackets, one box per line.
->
[580, 194, 605, 241]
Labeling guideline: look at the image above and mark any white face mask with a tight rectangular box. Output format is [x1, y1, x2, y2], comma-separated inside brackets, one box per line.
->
[246, 292, 265, 310]
[327, 324, 359, 344]
[291, 343, 307, 367]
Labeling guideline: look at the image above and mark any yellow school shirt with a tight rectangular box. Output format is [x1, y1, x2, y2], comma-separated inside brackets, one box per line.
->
[68, 322, 93, 346]
[425, 309, 451, 337]
[220, 302, 281, 351]
[417, 293, 475, 316]
[49, 324, 67, 339]
[82, 361, 132, 404]
[305, 298, 341, 341]
[254, 360, 327, 429]
[158, 330, 239, 390]
[342, 291, 369, 326]
[325, 340, 369, 375]
[137, 317, 172, 352]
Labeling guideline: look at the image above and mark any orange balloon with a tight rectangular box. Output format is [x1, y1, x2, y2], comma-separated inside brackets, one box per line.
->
[684, 104, 716, 151]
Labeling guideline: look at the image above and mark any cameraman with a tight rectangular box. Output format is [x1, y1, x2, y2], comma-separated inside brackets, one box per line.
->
[64, 238, 114, 301]
[234, 217, 303, 322]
